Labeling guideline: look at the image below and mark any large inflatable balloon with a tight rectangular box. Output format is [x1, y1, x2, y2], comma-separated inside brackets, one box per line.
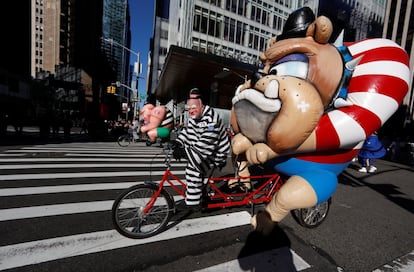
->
[229, 7, 410, 233]
[140, 103, 173, 143]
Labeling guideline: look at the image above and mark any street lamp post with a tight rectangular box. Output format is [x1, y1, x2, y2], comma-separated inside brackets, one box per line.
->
[102, 37, 141, 121]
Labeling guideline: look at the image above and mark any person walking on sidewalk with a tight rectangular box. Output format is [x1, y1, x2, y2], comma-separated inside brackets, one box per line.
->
[358, 132, 386, 173]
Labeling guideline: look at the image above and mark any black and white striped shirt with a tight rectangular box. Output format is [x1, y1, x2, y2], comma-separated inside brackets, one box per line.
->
[178, 105, 230, 167]
[160, 107, 173, 128]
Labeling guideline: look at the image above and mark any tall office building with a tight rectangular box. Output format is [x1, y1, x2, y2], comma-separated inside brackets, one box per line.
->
[101, 0, 132, 88]
[100, 0, 134, 120]
[148, 0, 318, 97]
[318, 0, 386, 42]
[29, 0, 132, 121]
[31, 0, 60, 77]
[383, 0, 414, 123]
[29, 0, 111, 120]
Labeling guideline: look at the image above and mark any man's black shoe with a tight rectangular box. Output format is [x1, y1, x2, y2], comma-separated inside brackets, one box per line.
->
[175, 200, 201, 212]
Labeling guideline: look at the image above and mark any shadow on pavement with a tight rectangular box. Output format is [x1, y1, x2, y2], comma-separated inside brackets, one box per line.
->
[237, 225, 296, 272]
[340, 163, 414, 214]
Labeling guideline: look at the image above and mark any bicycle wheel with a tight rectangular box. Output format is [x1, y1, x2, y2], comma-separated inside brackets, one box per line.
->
[292, 198, 331, 228]
[112, 184, 174, 239]
[118, 134, 132, 147]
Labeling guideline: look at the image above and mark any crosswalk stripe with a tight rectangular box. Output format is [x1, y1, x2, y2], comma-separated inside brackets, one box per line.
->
[65, 153, 170, 157]
[0, 200, 115, 221]
[6, 149, 160, 154]
[0, 180, 185, 196]
[21, 145, 151, 149]
[0, 195, 183, 221]
[0, 170, 185, 181]
[0, 153, 26, 157]
[21, 147, 147, 151]
[0, 182, 140, 196]
[372, 250, 414, 272]
[0, 162, 185, 169]
[194, 248, 311, 271]
[64, 153, 174, 157]
[21, 145, 153, 149]
[0, 158, 170, 162]
[0, 212, 253, 270]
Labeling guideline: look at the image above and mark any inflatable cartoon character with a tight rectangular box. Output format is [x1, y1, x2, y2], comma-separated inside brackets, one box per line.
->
[140, 103, 174, 144]
[230, 7, 410, 233]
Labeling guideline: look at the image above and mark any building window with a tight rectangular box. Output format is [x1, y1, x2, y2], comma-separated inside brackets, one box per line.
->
[161, 29, 168, 39]
[236, 21, 243, 44]
[211, 0, 221, 7]
[238, 0, 246, 16]
[200, 12, 208, 34]
[229, 18, 235, 42]
[159, 47, 168, 56]
[194, 13, 201, 32]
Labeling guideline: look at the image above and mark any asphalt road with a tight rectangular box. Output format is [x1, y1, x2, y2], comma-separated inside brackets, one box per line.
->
[0, 140, 413, 271]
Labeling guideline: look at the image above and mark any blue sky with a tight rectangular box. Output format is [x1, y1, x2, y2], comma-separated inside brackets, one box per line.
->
[128, 0, 155, 101]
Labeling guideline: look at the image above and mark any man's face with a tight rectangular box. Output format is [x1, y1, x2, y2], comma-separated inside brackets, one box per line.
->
[186, 98, 203, 119]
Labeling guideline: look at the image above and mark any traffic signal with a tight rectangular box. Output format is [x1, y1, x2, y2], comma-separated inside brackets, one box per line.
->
[106, 86, 116, 94]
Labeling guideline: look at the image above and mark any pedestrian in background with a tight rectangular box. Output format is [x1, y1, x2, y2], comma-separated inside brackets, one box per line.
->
[358, 132, 386, 173]
[132, 117, 140, 141]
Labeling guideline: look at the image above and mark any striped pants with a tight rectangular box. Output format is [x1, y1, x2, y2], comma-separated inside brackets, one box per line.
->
[184, 158, 215, 206]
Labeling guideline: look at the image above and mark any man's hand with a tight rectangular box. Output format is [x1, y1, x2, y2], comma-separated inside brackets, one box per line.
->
[170, 140, 186, 160]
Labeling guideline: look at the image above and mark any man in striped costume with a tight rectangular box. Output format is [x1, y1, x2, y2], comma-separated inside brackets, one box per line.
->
[175, 88, 231, 209]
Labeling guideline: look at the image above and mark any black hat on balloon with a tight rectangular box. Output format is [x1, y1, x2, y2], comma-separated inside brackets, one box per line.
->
[277, 7, 316, 41]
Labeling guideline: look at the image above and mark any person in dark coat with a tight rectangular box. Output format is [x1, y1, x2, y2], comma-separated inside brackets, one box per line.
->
[358, 132, 386, 173]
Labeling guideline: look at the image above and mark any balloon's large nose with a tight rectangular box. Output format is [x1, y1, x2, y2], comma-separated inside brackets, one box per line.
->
[250, 71, 265, 87]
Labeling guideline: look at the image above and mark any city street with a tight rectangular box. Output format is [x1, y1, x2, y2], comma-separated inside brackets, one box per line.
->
[0, 140, 413, 271]
[4, 1, 414, 271]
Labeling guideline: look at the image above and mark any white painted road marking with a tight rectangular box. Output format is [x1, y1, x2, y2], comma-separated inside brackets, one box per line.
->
[0, 200, 114, 221]
[0, 194, 183, 221]
[0, 157, 171, 162]
[0, 162, 185, 169]
[0, 182, 140, 196]
[195, 248, 311, 271]
[372, 250, 414, 272]
[0, 170, 185, 181]
[0, 212, 254, 270]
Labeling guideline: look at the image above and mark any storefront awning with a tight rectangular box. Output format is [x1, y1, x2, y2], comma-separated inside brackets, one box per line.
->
[154, 45, 257, 109]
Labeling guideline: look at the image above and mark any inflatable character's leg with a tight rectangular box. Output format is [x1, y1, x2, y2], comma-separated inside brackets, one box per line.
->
[251, 176, 317, 235]
[146, 129, 158, 143]
[228, 160, 251, 190]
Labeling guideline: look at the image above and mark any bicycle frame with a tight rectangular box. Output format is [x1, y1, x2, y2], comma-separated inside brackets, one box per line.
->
[112, 146, 331, 239]
[146, 161, 286, 212]
[207, 173, 285, 209]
